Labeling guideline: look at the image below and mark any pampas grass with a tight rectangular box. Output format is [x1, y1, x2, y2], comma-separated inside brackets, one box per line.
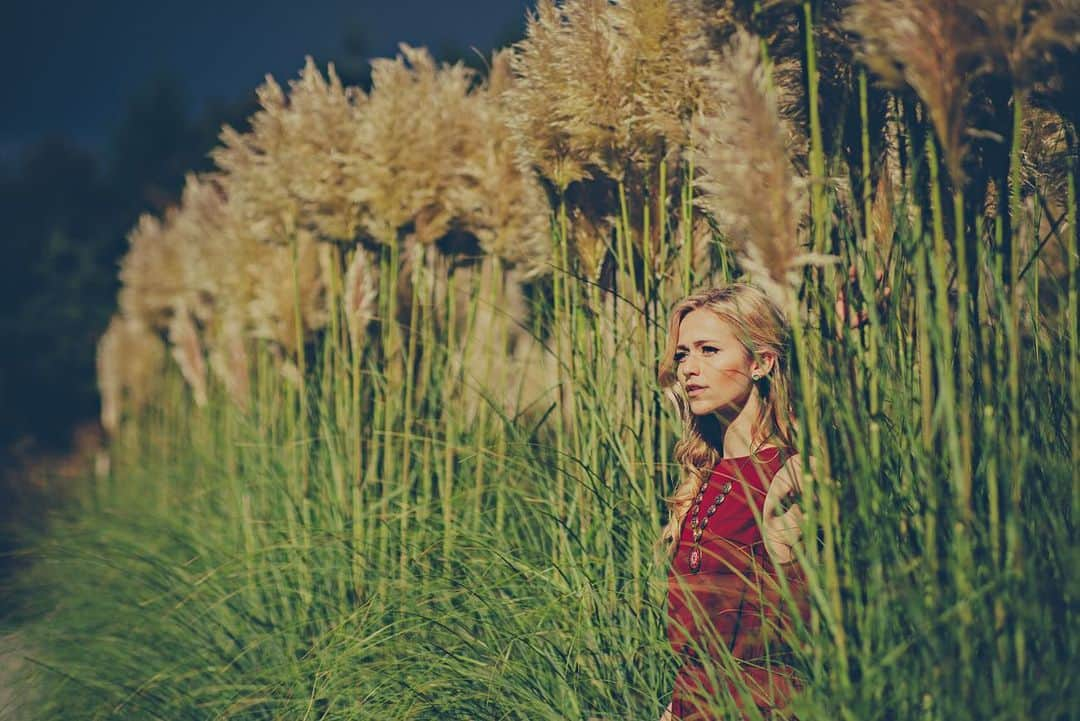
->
[508, 0, 711, 284]
[12, 6, 1079, 721]
[117, 212, 186, 330]
[845, 0, 982, 184]
[693, 29, 835, 309]
[350, 45, 477, 247]
[96, 314, 166, 434]
[446, 50, 552, 279]
[165, 305, 208, 408]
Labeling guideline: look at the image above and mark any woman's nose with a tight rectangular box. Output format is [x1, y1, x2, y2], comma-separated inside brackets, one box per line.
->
[681, 355, 699, 378]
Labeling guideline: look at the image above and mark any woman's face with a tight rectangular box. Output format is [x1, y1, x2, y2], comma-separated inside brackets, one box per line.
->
[674, 308, 761, 417]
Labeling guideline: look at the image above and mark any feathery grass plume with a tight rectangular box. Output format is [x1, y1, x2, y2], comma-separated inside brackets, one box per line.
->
[694, 29, 835, 309]
[96, 314, 166, 434]
[861, 108, 905, 272]
[166, 305, 209, 408]
[844, 0, 986, 184]
[170, 173, 230, 324]
[700, 1, 873, 170]
[447, 49, 553, 279]
[343, 246, 378, 358]
[700, 2, 807, 128]
[506, 0, 612, 192]
[511, 0, 709, 181]
[212, 58, 361, 246]
[166, 173, 252, 405]
[348, 44, 478, 247]
[508, 0, 710, 281]
[280, 58, 368, 245]
[870, 167, 897, 267]
[117, 212, 186, 330]
[207, 315, 250, 408]
[211, 64, 349, 356]
[971, 0, 1080, 91]
[212, 76, 298, 246]
[246, 228, 330, 356]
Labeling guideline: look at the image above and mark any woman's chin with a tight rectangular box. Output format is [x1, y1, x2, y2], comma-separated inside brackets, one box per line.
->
[688, 398, 719, 416]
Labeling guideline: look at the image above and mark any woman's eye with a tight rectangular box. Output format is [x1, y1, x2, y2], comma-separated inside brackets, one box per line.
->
[673, 352, 686, 363]
[702, 346, 718, 355]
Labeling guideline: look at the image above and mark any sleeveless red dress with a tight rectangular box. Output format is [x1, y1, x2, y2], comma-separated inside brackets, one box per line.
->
[667, 446, 809, 720]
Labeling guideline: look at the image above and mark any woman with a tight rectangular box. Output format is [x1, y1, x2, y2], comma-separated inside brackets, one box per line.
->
[657, 284, 810, 721]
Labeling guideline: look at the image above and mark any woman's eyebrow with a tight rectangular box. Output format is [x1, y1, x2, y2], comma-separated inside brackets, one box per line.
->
[675, 339, 719, 350]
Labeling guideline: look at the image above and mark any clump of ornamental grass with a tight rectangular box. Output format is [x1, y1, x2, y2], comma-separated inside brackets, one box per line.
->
[348, 45, 475, 247]
[96, 314, 166, 434]
[278, 58, 369, 246]
[170, 173, 230, 322]
[117, 212, 187, 331]
[341, 45, 551, 313]
[210, 65, 347, 358]
[117, 204, 216, 407]
[339, 44, 559, 421]
[446, 49, 552, 278]
[693, 29, 836, 310]
[213, 57, 362, 248]
[165, 306, 209, 408]
[508, 0, 711, 283]
[843, 0, 1079, 185]
[703, 0, 898, 201]
[846, 0, 1078, 331]
[170, 173, 253, 406]
[844, 0, 986, 185]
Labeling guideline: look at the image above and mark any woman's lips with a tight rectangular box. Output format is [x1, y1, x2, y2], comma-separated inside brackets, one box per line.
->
[686, 385, 706, 395]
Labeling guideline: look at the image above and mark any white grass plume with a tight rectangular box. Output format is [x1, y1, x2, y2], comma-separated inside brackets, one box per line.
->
[694, 30, 836, 310]
[97, 315, 166, 434]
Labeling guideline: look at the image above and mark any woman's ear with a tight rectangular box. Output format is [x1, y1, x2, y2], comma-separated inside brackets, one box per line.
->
[753, 350, 777, 379]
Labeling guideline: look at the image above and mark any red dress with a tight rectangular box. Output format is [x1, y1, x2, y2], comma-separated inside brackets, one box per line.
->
[667, 446, 809, 720]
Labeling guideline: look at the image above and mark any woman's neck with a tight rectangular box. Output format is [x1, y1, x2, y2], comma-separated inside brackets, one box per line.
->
[715, 389, 770, 458]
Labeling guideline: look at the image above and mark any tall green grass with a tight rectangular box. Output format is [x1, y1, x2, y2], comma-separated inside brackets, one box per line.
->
[5, 21, 1077, 721]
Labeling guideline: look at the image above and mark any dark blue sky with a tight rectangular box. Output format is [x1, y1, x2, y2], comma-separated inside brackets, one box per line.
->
[1, 1, 533, 158]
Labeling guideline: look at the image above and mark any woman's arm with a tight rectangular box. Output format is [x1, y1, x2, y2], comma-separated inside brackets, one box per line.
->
[762, 454, 809, 564]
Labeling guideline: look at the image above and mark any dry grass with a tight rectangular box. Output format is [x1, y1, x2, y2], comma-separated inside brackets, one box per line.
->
[117, 212, 186, 330]
[96, 314, 166, 433]
[446, 49, 552, 279]
[693, 29, 835, 309]
[508, 0, 711, 282]
[845, 0, 987, 183]
[166, 306, 208, 408]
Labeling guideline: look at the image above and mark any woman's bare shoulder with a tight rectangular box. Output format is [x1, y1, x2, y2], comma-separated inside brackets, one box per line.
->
[773, 451, 808, 496]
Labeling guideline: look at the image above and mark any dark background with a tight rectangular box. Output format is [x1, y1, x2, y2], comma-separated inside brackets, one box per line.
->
[0, 1, 531, 456]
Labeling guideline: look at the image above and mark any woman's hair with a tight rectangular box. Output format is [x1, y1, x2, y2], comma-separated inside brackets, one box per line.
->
[656, 283, 796, 553]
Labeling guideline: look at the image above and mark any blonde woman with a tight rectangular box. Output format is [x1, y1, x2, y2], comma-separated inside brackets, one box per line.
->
[657, 284, 809, 721]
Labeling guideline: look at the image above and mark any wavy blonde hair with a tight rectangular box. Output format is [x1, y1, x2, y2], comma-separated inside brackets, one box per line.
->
[656, 283, 796, 553]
